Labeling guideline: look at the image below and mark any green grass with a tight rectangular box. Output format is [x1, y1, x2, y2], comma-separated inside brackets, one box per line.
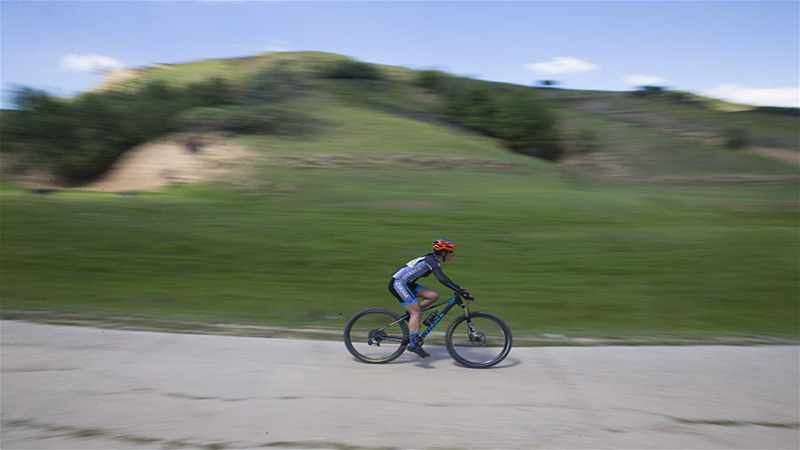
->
[100, 51, 413, 93]
[238, 93, 532, 162]
[541, 88, 800, 151]
[557, 107, 798, 178]
[2, 168, 797, 338]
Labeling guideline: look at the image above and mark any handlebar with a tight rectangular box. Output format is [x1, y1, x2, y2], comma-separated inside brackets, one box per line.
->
[454, 291, 476, 301]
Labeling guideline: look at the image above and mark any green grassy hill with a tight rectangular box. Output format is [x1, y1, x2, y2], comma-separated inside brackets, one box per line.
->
[98, 51, 797, 181]
[1, 51, 797, 342]
[538, 87, 799, 152]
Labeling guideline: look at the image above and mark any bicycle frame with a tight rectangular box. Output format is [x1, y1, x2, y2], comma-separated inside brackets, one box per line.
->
[378, 293, 473, 342]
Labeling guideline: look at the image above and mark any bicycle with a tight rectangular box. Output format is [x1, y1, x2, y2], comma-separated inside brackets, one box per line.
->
[343, 292, 512, 368]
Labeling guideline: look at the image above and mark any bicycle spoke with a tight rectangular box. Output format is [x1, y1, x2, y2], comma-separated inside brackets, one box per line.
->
[447, 313, 511, 367]
[345, 309, 407, 363]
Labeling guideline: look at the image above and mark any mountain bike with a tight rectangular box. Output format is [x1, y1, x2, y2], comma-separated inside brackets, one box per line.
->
[343, 293, 512, 368]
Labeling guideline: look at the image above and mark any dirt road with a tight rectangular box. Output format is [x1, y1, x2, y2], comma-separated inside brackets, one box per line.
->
[2, 321, 798, 449]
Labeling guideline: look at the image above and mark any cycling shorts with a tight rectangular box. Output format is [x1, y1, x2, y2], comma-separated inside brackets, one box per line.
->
[388, 278, 425, 306]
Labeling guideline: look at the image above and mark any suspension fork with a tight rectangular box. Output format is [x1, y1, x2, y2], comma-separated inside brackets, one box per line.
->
[460, 300, 480, 338]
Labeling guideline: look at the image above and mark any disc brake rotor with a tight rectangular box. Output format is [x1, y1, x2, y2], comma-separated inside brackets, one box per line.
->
[469, 333, 486, 346]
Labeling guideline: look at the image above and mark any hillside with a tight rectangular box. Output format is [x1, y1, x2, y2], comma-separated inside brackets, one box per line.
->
[4, 51, 797, 189]
[1, 51, 797, 340]
[536, 87, 798, 181]
[89, 51, 800, 187]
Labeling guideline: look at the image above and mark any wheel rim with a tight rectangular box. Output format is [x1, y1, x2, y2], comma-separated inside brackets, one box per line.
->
[347, 311, 406, 362]
[448, 316, 509, 365]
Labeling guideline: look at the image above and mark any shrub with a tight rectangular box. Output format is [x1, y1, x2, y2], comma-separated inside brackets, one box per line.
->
[189, 78, 232, 106]
[724, 127, 750, 150]
[3, 79, 236, 182]
[430, 76, 562, 160]
[415, 70, 450, 93]
[564, 128, 601, 156]
[320, 60, 383, 80]
[496, 91, 562, 160]
[456, 83, 500, 134]
[175, 105, 315, 135]
[239, 60, 311, 103]
[632, 85, 667, 98]
[538, 80, 560, 88]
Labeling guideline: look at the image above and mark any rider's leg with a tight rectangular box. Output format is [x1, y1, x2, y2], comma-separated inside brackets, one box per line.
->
[401, 301, 430, 357]
[401, 301, 422, 336]
[416, 287, 440, 310]
[390, 279, 430, 357]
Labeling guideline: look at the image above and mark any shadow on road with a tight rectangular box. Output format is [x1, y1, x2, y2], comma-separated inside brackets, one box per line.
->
[347, 346, 522, 370]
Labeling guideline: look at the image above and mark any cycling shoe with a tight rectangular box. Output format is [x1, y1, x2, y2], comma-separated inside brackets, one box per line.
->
[407, 345, 430, 358]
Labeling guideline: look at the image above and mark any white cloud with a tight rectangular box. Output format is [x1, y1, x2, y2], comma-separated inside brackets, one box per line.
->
[265, 40, 289, 52]
[623, 74, 667, 86]
[702, 84, 800, 108]
[61, 54, 123, 72]
[525, 57, 598, 74]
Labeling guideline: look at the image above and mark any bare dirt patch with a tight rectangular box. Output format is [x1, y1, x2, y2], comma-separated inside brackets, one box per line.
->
[560, 154, 636, 181]
[748, 147, 800, 167]
[10, 133, 260, 193]
[80, 134, 258, 192]
[561, 154, 799, 184]
[639, 174, 800, 184]
[263, 152, 532, 172]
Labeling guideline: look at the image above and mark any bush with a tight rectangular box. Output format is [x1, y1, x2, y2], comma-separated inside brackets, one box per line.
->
[175, 105, 315, 135]
[496, 91, 562, 160]
[538, 80, 560, 88]
[414, 70, 450, 93]
[239, 60, 311, 103]
[438, 81, 500, 134]
[189, 78, 232, 106]
[429, 76, 562, 160]
[724, 127, 750, 150]
[563, 128, 601, 156]
[320, 60, 383, 80]
[3, 79, 235, 182]
[632, 85, 667, 98]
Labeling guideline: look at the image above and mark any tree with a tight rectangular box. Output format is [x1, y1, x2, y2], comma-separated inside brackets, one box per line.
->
[632, 85, 667, 97]
[458, 83, 500, 134]
[497, 91, 562, 160]
[724, 127, 750, 150]
[320, 60, 383, 80]
[415, 70, 450, 93]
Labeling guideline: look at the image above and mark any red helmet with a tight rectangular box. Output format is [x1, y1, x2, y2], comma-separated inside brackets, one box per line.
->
[432, 239, 455, 253]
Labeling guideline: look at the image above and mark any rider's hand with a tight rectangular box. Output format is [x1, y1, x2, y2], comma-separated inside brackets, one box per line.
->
[458, 289, 472, 299]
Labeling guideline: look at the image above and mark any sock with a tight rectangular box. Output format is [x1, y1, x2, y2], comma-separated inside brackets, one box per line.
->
[410, 332, 420, 347]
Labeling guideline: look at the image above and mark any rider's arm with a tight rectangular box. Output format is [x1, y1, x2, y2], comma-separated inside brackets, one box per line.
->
[425, 255, 461, 291]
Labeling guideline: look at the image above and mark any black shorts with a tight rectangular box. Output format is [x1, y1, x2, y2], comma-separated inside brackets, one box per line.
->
[388, 278, 424, 305]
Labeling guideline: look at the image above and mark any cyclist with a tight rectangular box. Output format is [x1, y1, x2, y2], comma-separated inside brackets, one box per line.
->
[388, 239, 470, 358]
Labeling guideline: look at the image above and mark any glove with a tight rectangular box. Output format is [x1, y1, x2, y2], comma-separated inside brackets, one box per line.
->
[458, 289, 472, 299]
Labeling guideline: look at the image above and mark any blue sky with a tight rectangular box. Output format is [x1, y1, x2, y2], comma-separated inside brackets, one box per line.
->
[2, 1, 798, 108]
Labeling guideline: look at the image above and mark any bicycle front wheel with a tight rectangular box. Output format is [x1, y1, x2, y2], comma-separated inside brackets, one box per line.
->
[445, 311, 512, 368]
[344, 308, 409, 364]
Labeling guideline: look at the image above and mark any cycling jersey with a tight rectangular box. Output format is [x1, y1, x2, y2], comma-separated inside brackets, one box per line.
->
[388, 253, 461, 305]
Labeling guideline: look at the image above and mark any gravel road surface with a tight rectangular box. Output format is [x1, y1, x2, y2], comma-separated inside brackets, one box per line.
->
[2, 321, 798, 449]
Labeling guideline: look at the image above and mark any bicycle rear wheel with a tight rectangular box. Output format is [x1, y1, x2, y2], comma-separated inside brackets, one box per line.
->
[445, 311, 512, 368]
[344, 308, 409, 364]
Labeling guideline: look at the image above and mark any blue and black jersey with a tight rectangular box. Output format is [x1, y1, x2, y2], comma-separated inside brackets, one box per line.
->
[388, 253, 461, 305]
